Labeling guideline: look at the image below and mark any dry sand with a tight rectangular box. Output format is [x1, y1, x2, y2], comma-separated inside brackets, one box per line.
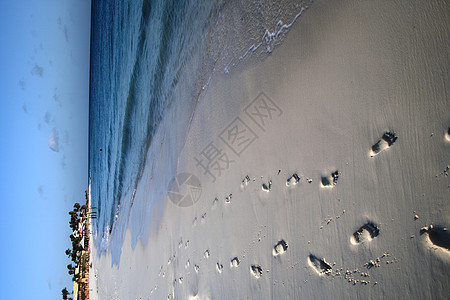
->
[92, 1, 449, 299]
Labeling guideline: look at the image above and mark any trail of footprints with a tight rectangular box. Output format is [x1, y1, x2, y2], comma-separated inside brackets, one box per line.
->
[168, 231, 384, 286]
[157, 130, 446, 297]
[161, 237, 291, 291]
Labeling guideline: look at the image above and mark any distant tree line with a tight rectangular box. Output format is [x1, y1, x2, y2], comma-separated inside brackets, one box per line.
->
[61, 189, 91, 299]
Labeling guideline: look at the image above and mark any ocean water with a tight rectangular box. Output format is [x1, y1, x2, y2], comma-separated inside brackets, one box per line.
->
[89, 0, 312, 263]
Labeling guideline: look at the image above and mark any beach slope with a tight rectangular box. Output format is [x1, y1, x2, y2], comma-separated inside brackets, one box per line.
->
[92, 1, 449, 299]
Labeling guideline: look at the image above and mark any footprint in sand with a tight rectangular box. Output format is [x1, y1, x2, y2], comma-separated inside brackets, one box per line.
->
[201, 213, 207, 224]
[308, 254, 332, 275]
[420, 225, 450, 252]
[204, 249, 210, 259]
[350, 222, 380, 245]
[216, 263, 223, 273]
[250, 265, 263, 278]
[241, 175, 251, 189]
[273, 240, 288, 256]
[320, 170, 340, 188]
[194, 264, 199, 273]
[445, 128, 450, 142]
[225, 194, 232, 204]
[230, 257, 240, 268]
[262, 180, 272, 192]
[212, 197, 219, 208]
[192, 217, 197, 227]
[286, 173, 301, 187]
[370, 132, 398, 157]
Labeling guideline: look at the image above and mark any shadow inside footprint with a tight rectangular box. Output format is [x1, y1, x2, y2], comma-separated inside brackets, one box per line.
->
[421, 225, 450, 251]
[321, 176, 331, 186]
[351, 222, 380, 245]
[321, 171, 340, 188]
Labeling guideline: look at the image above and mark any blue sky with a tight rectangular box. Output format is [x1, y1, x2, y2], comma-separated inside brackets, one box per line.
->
[0, 0, 91, 298]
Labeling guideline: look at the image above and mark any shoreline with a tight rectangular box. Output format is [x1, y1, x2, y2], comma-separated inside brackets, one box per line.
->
[92, 1, 449, 298]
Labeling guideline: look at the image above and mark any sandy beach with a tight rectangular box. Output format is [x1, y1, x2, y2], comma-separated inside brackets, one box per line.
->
[91, 1, 449, 299]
